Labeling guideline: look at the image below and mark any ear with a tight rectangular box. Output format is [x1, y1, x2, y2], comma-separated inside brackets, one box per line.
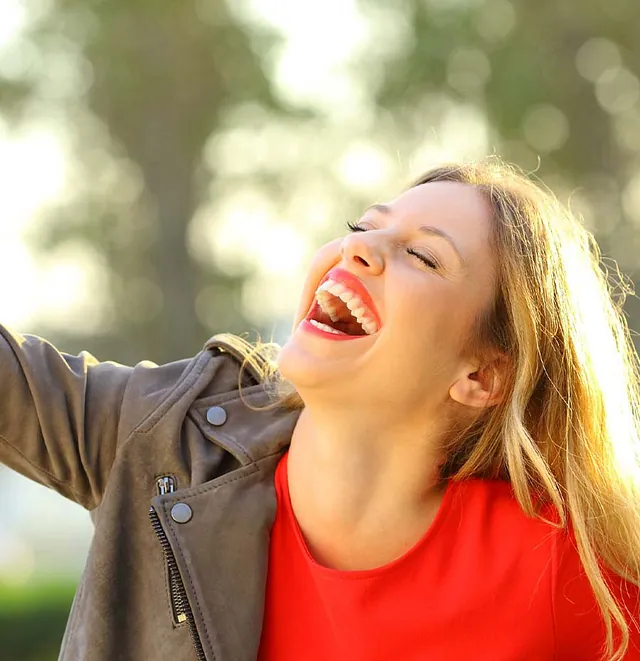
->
[449, 355, 509, 409]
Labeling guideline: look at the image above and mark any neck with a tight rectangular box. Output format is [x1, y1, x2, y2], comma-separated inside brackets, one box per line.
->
[286, 397, 448, 570]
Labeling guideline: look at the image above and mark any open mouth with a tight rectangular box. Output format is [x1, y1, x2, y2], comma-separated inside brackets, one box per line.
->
[305, 275, 381, 337]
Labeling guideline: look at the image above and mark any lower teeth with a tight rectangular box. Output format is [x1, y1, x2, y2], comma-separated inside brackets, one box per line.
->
[309, 319, 342, 334]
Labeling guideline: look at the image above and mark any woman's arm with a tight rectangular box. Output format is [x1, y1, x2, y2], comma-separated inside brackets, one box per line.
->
[0, 324, 133, 509]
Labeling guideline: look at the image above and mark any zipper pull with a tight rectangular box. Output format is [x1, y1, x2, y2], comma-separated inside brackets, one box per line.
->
[156, 475, 177, 495]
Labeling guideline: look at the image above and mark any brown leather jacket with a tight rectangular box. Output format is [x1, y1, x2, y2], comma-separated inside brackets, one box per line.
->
[0, 325, 299, 661]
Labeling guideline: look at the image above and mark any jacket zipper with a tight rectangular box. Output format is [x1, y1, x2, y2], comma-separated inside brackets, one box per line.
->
[150, 477, 206, 661]
[154, 477, 187, 626]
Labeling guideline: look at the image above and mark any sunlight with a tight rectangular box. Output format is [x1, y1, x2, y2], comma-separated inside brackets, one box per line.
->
[337, 141, 394, 192]
[563, 240, 640, 481]
[0, 0, 26, 50]
[0, 122, 68, 327]
[36, 241, 111, 334]
[241, 0, 369, 115]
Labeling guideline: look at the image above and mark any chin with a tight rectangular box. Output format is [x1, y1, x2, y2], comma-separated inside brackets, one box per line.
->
[276, 333, 343, 392]
[276, 337, 317, 390]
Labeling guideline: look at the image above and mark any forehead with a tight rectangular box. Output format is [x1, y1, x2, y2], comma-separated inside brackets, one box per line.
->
[385, 181, 493, 247]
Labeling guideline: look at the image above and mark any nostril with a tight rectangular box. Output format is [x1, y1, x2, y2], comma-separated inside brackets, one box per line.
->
[354, 256, 369, 267]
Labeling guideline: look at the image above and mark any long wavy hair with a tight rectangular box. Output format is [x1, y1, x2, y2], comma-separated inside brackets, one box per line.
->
[236, 158, 640, 660]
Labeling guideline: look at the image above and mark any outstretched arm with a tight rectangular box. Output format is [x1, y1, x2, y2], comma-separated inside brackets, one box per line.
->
[0, 325, 133, 509]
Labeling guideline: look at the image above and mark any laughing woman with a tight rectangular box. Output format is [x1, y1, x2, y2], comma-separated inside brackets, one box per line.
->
[0, 159, 639, 661]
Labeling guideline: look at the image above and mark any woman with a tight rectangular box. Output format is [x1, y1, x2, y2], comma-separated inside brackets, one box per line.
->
[0, 159, 638, 661]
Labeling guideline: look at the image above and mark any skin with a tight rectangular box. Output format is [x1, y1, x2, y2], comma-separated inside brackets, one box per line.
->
[277, 181, 508, 571]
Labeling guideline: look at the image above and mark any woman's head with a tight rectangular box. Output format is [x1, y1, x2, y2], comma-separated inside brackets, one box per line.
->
[277, 174, 507, 433]
[270, 158, 640, 659]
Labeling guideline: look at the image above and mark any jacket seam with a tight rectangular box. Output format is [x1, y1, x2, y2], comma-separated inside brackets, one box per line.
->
[190, 383, 269, 411]
[166, 515, 217, 660]
[186, 412, 252, 466]
[100, 348, 215, 508]
[174, 550, 216, 659]
[0, 432, 82, 503]
[129, 348, 214, 437]
[159, 451, 284, 505]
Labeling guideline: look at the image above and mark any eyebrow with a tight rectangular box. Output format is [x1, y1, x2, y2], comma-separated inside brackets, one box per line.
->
[366, 203, 465, 266]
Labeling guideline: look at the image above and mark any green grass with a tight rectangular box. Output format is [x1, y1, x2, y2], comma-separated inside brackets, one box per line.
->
[0, 580, 77, 661]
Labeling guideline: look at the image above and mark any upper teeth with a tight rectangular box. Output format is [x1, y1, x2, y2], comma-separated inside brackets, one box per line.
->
[315, 279, 380, 335]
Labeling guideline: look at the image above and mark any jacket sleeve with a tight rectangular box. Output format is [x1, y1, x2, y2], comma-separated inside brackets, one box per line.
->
[0, 324, 134, 509]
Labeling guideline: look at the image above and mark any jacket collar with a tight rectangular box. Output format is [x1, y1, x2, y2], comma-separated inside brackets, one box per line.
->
[189, 384, 300, 466]
[181, 333, 301, 466]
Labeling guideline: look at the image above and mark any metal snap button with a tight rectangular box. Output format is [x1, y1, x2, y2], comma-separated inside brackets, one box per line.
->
[206, 406, 227, 426]
[170, 502, 193, 524]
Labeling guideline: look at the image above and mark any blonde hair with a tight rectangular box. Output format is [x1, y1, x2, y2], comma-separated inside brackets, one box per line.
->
[242, 158, 640, 660]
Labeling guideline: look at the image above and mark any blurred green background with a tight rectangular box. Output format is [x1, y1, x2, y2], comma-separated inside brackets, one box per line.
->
[1, 0, 640, 658]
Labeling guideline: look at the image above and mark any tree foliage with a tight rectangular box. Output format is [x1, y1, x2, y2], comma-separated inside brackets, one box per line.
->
[0, 0, 285, 363]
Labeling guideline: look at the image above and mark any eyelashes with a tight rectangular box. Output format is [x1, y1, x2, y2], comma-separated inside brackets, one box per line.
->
[344, 221, 440, 270]
[346, 220, 365, 233]
[407, 248, 439, 270]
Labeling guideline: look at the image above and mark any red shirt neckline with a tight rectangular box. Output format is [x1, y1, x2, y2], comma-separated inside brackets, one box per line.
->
[278, 448, 459, 580]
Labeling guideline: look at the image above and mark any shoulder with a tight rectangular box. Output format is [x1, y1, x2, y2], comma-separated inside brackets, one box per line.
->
[451, 478, 559, 542]
[446, 478, 560, 590]
[119, 333, 271, 440]
[448, 480, 640, 658]
[452, 480, 640, 658]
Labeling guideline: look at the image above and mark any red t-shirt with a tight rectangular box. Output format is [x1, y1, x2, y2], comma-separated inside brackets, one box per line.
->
[258, 450, 640, 661]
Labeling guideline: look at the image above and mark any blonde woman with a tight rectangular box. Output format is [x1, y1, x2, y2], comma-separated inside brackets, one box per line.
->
[0, 159, 638, 661]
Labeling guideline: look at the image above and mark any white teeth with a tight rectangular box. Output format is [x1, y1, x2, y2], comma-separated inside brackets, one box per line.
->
[314, 278, 381, 335]
[315, 291, 339, 321]
[309, 319, 344, 335]
[362, 320, 378, 335]
[319, 280, 345, 295]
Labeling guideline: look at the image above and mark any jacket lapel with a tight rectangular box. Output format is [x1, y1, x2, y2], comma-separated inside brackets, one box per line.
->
[152, 452, 283, 661]
[152, 378, 299, 661]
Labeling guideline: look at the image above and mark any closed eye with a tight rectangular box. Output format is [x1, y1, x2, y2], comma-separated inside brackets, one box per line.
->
[345, 221, 440, 270]
[346, 220, 366, 233]
[407, 249, 439, 269]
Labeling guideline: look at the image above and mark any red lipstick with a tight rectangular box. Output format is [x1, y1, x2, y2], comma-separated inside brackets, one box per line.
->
[299, 267, 382, 341]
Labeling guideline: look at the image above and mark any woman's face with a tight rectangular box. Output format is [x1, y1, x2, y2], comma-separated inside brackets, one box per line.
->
[277, 180, 498, 415]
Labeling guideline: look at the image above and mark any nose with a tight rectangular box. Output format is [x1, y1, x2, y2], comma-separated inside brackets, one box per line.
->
[340, 231, 384, 275]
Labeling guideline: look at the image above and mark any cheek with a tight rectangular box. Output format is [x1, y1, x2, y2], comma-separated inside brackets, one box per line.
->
[392, 276, 447, 326]
[388, 278, 470, 352]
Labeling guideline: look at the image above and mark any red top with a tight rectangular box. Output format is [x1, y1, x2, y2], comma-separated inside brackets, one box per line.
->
[258, 450, 640, 661]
